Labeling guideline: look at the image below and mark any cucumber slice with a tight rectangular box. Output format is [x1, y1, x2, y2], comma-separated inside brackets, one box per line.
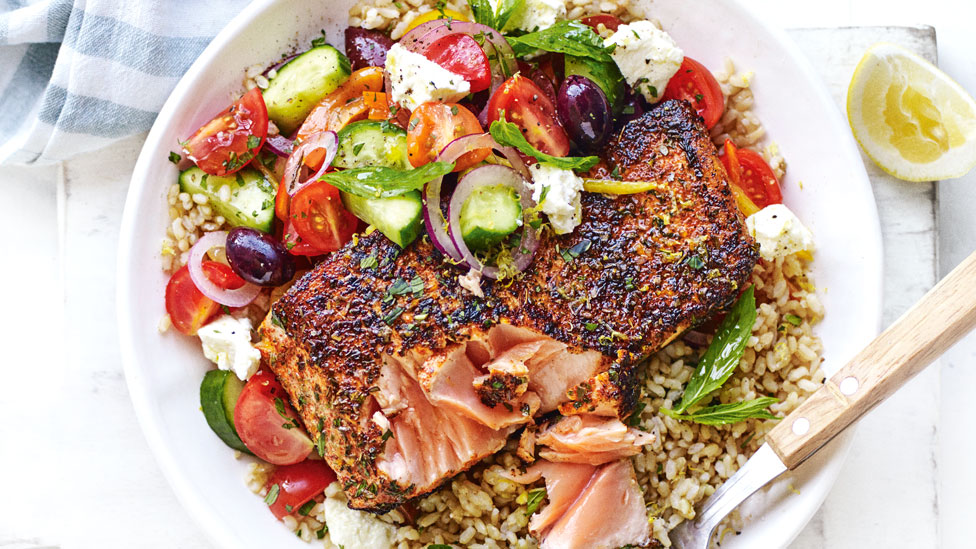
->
[564, 55, 625, 110]
[178, 167, 276, 233]
[200, 370, 252, 454]
[460, 185, 522, 251]
[334, 120, 410, 170]
[341, 191, 423, 248]
[263, 45, 352, 134]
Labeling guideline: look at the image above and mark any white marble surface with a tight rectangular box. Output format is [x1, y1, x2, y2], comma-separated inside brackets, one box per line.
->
[2, 1, 975, 548]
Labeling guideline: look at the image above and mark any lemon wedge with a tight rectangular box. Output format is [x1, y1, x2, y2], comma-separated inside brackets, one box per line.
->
[847, 42, 976, 181]
[404, 9, 469, 33]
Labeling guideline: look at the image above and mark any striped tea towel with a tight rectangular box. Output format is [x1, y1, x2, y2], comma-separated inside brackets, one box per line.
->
[0, 0, 251, 166]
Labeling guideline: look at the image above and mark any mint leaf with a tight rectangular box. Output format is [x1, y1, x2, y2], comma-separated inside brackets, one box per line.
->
[525, 487, 547, 514]
[673, 286, 757, 413]
[321, 162, 454, 198]
[489, 119, 599, 172]
[660, 397, 779, 426]
[493, 0, 524, 31]
[467, 0, 496, 27]
[508, 21, 613, 63]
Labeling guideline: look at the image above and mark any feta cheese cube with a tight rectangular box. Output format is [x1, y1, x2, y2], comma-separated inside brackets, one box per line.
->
[746, 204, 815, 261]
[385, 43, 470, 111]
[197, 315, 261, 381]
[604, 21, 684, 103]
[491, 0, 566, 33]
[324, 482, 397, 549]
[529, 163, 584, 234]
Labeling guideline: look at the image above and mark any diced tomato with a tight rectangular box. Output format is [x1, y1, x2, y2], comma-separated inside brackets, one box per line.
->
[407, 102, 489, 171]
[234, 370, 313, 465]
[487, 74, 571, 157]
[424, 33, 492, 93]
[364, 91, 391, 120]
[580, 14, 622, 32]
[182, 87, 268, 176]
[164, 262, 244, 335]
[720, 140, 782, 210]
[662, 57, 725, 129]
[265, 461, 337, 520]
[296, 67, 385, 169]
[275, 176, 290, 222]
[287, 181, 358, 256]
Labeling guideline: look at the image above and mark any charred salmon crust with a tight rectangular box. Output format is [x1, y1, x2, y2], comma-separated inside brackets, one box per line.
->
[258, 99, 758, 510]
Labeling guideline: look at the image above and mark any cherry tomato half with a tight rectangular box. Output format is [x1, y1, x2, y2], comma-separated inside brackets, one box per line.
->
[265, 460, 337, 519]
[662, 57, 725, 129]
[234, 370, 313, 465]
[164, 262, 244, 335]
[580, 14, 622, 32]
[424, 33, 492, 94]
[287, 181, 358, 256]
[487, 74, 571, 157]
[720, 140, 782, 210]
[182, 87, 268, 176]
[407, 102, 489, 171]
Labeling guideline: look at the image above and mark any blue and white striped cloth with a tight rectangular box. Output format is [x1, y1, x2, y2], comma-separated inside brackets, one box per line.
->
[0, 0, 250, 165]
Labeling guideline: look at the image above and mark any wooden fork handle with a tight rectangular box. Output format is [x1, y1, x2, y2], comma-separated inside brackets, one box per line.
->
[767, 250, 976, 469]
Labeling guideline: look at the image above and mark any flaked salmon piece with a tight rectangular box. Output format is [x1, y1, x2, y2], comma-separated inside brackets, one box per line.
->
[536, 415, 655, 466]
[517, 424, 537, 464]
[472, 340, 538, 406]
[419, 343, 540, 430]
[511, 461, 598, 537]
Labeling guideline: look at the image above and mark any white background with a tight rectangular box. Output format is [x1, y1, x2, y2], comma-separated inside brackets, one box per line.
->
[1, 0, 974, 548]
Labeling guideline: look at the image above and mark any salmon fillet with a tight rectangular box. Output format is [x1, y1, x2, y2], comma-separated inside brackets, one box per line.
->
[257, 99, 758, 510]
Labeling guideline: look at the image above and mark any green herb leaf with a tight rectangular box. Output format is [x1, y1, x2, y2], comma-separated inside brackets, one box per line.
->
[298, 499, 317, 516]
[315, 524, 328, 539]
[493, 0, 524, 31]
[489, 119, 599, 171]
[168, 151, 181, 164]
[264, 483, 280, 505]
[525, 487, 547, 514]
[352, 142, 365, 155]
[673, 286, 756, 413]
[508, 21, 614, 63]
[784, 313, 802, 326]
[311, 31, 328, 48]
[360, 254, 378, 270]
[626, 401, 647, 427]
[321, 162, 454, 198]
[247, 134, 261, 150]
[660, 397, 779, 426]
[685, 254, 705, 270]
[467, 0, 496, 27]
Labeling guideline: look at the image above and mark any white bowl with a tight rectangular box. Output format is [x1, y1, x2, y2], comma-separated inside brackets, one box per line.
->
[117, 0, 883, 547]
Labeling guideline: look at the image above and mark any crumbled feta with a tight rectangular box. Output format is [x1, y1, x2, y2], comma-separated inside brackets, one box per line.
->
[604, 21, 684, 104]
[385, 43, 470, 111]
[746, 204, 815, 261]
[197, 315, 261, 381]
[530, 163, 584, 234]
[490, 0, 566, 32]
[459, 267, 485, 298]
[324, 482, 396, 549]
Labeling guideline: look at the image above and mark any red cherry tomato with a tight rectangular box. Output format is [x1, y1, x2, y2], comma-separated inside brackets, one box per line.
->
[287, 181, 358, 256]
[580, 14, 622, 32]
[407, 102, 489, 171]
[487, 74, 571, 157]
[265, 461, 337, 519]
[234, 370, 313, 465]
[182, 87, 268, 176]
[164, 262, 244, 335]
[424, 33, 492, 94]
[661, 57, 725, 129]
[719, 140, 783, 209]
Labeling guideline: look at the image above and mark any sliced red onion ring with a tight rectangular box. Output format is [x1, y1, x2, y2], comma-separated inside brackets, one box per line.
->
[188, 231, 261, 307]
[422, 175, 462, 262]
[438, 132, 531, 181]
[447, 164, 540, 279]
[282, 131, 338, 197]
[265, 53, 300, 76]
[264, 134, 294, 157]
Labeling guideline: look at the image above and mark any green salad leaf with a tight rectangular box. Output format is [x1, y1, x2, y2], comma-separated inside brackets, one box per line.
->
[660, 397, 779, 426]
[493, 0, 524, 31]
[467, 0, 524, 31]
[489, 119, 599, 172]
[320, 162, 454, 198]
[672, 286, 757, 414]
[507, 21, 614, 63]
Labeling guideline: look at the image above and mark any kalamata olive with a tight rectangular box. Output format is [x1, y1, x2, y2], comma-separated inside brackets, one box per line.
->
[344, 27, 395, 71]
[556, 75, 613, 154]
[614, 91, 647, 130]
[226, 227, 296, 287]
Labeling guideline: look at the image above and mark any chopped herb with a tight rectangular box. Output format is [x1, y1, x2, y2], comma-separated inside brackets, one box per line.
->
[271, 311, 285, 329]
[382, 429, 394, 442]
[584, 322, 598, 331]
[525, 487, 547, 514]
[311, 31, 328, 48]
[621, 104, 635, 115]
[490, 119, 599, 171]
[383, 306, 405, 325]
[315, 524, 328, 539]
[321, 162, 455, 198]
[264, 483, 280, 505]
[285, 504, 293, 513]
[316, 433, 327, 457]
[627, 401, 647, 427]
[624, 277, 635, 290]
[695, 93, 704, 102]
[353, 142, 366, 155]
[508, 21, 614, 63]
[409, 275, 426, 294]
[610, 165, 622, 180]
[450, 105, 459, 115]
[648, 85, 658, 98]
[168, 151, 181, 164]
[360, 254, 378, 269]
[661, 397, 779, 426]
[685, 254, 705, 270]
[784, 313, 802, 326]
[247, 134, 261, 150]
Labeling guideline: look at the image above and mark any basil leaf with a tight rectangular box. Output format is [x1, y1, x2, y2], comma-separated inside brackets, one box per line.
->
[525, 487, 547, 514]
[660, 397, 779, 426]
[673, 286, 757, 413]
[321, 162, 454, 198]
[508, 21, 613, 63]
[493, 0, 524, 31]
[467, 0, 496, 27]
[489, 119, 599, 171]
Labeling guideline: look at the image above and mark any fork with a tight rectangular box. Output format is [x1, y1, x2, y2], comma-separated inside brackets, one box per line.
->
[670, 249, 976, 549]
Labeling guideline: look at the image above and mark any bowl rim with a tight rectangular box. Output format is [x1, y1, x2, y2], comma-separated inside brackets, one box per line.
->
[117, 0, 885, 547]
